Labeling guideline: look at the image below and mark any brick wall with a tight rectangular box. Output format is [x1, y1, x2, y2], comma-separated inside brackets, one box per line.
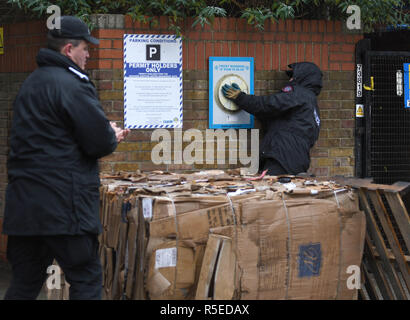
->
[0, 15, 362, 261]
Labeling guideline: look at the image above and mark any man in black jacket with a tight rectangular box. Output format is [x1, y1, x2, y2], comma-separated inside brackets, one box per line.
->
[2, 16, 129, 300]
[222, 62, 322, 175]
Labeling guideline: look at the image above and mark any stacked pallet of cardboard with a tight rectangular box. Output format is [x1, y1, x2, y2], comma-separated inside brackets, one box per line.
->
[92, 170, 366, 300]
[47, 170, 366, 299]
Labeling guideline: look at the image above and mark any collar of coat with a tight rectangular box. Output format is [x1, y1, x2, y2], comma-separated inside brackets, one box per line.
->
[36, 48, 90, 82]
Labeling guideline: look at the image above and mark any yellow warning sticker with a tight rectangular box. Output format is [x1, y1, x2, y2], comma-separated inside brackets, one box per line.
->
[0, 27, 3, 54]
[356, 104, 364, 117]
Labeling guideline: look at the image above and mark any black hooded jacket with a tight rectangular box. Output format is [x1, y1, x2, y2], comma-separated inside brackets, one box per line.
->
[233, 62, 322, 174]
[2, 48, 117, 236]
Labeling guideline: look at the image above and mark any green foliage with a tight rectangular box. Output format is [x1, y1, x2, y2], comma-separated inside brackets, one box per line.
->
[6, 0, 410, 34]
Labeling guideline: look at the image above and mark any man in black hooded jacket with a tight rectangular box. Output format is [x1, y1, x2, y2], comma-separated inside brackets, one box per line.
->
[222, 62, 322, 175]
[2, 16, 129, 300]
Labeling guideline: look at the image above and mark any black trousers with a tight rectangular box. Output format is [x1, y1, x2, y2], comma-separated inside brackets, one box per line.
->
[4, 234, 102, 300]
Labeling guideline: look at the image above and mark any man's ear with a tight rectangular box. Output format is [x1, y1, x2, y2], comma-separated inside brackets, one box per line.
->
[60, 43, 73, 58]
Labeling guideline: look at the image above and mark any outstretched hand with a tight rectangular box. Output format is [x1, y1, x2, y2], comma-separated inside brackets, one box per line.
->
[110, 122, 130, 143]
[221, 83, 242, 100]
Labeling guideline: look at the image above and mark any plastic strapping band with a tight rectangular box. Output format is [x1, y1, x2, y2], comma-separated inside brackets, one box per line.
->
[334, 190, 343, 299]
[165, 190, 179, 294]
[225, 193, 238, 297]
[281, 193, 292, 300]
[333, 190, 341, 208]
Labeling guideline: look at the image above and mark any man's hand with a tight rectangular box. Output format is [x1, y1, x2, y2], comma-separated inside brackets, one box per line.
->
[222, 83, 242, 100]
[110, 122, 130, 143]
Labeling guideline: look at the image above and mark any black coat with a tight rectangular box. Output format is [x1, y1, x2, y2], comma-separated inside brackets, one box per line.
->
[3, 48, 117, 236]
[233, 62, 322, 174]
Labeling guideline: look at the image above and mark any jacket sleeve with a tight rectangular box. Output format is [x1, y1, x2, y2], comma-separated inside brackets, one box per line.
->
[233, 90, 301, 118]
[61, 82, 118, 159]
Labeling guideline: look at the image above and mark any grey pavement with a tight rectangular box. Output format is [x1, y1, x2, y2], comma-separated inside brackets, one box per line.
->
[0, 261, 48, 300]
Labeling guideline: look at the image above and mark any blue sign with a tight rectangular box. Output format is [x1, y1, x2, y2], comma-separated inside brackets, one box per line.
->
[298, 243, 322, 278]
[209, 57, 254, 129]
[405, 63, 410, 109]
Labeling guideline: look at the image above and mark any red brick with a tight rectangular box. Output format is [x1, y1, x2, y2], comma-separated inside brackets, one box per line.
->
[239, 42, 247, 57]
[278, 20, 286, 32]
[287, 33, 298, 42]
[330, 63, 340, 71]
[272, 43, 279, 70]
[302, 20, 310, 32]
[326, 21, 334, 32]
[341, 44, 355, 53]
[231, 42, 239, 56]
[187, 31, 200, 40]
[297, 43, 305, 62]
[250, 32, 263, 41]
[294, 20, 302, 32]
[289, 43, 296, 65]
[299, 33, 311, 41]
[321, 44, 329, 70]
[96, 29, 124, 39]
[330, 53, 353, 62]
[215, 42, 222, 56]
[183, 41, 188, 70]
[341, 62, 355, 71]
[280, 43, 288, 70]
[113, 60, 123, 69]
[313, 44, 321, 68]
[124, 15, 133, 28]
[237, 19, 247, 32]
[98, 60, 113, 69]
[197, 41, 205, 70]
[220, 18, 228, 31]
[318, 20, 325, 33]
[275, 33, 287, 41]
[310, 20, 318, 32]
[305, 43, 313, 62]
[222, 42, 229, 56]
[285, 20, 294, 32]
[98, 49, 123, 59]
[188, 41, 196, 69]
[255, 43, 263, 70]
[247, 43, 255, 58]
[264, 43, 271, 70]
[312, 33, 323, 42]
[335, 21, 342, 33]
[159, 16, 169, 29]
[98, 39, 112, 49]
[112, 40, 123, 49]
[96, 81, 113, 90]
[205, 42, 214, 61]
[324, 34, 335, 42]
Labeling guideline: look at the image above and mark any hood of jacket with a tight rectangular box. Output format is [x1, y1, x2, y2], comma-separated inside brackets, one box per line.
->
[36, 48, 90, 81]
[287, 62, 323, 95]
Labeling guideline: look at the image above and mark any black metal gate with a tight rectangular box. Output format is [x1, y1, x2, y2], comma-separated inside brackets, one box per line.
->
[356, 47, 410, 185]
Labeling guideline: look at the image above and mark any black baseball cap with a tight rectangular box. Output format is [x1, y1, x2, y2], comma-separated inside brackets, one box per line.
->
[49, 16, 99, 45]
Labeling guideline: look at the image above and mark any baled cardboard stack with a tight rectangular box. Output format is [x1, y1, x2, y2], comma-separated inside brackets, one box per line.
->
[48, 170, 366, 299]
[95, 170, 366, 300]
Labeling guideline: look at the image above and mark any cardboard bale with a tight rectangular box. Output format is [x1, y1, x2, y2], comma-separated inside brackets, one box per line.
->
[149, 202, 240, 241]
[236, 198, 365, 299]
[146, 240, 197, 300]
[195, 234, 237, 300]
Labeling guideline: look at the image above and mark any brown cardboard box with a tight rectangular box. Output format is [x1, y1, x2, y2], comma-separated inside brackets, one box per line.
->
[235, 198, 365, 299]
[146, 240, 197, 300]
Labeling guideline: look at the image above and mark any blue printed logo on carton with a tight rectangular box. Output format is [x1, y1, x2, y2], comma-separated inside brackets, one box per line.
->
[298, 243, 322, 278]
